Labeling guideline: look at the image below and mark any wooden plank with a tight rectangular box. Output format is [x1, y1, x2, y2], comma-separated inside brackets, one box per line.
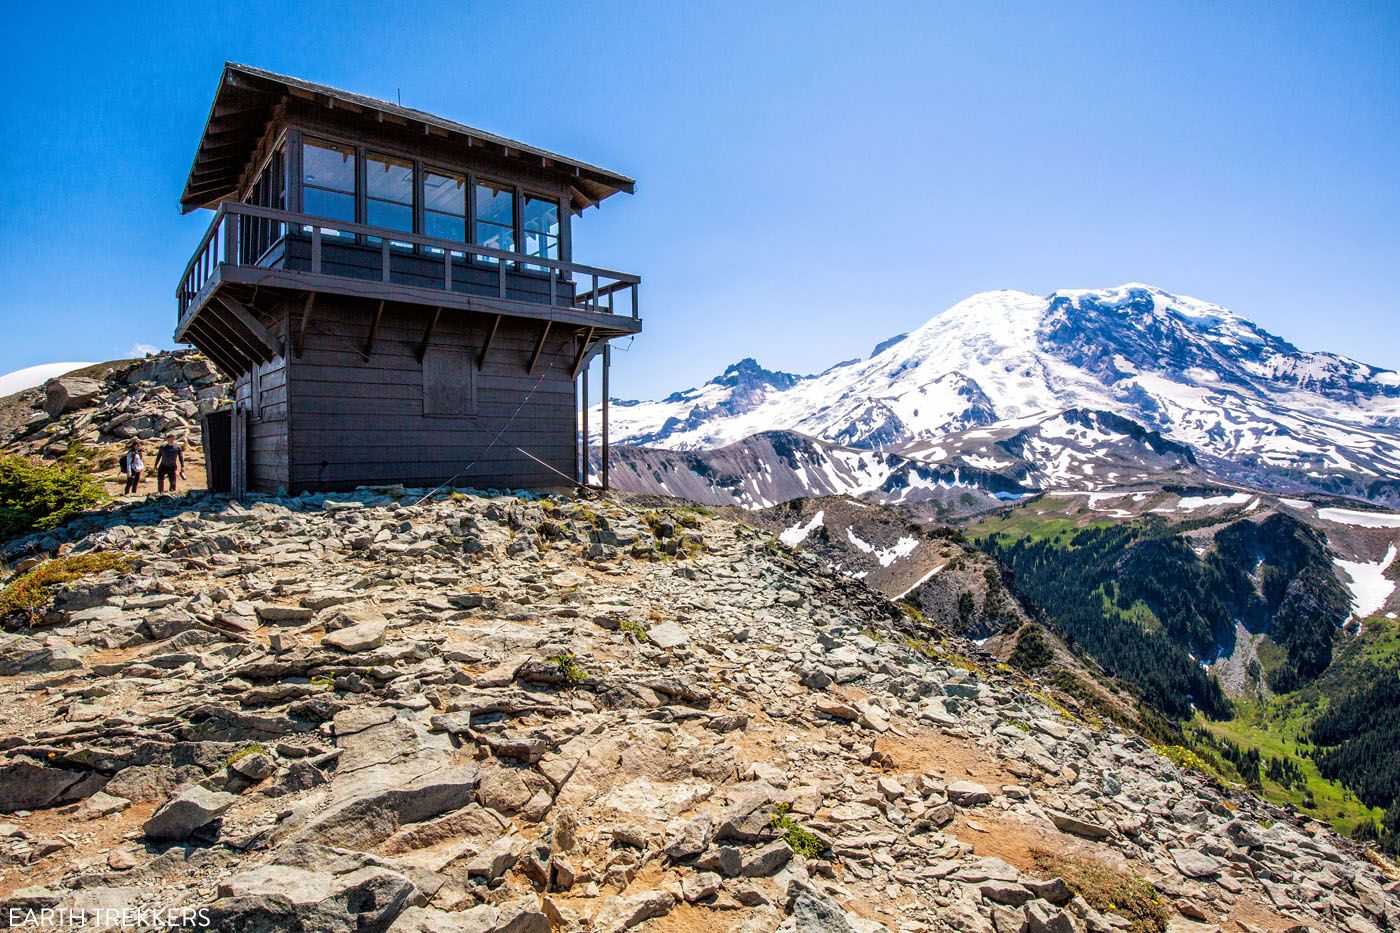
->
[185, 318, 246, 377]
[217, 265, 641, 336]
[602, 341, 610, 491]
[291, 425, 574, 444]
[479, 314, 502, 369]
[214, 293, 280, 357]
[294, 292, 315, 357]
[571, 326, 595, 378]
[527, 320, 552, 375]
[416, 306, 443, 362]
[230, 407, 248, 500]
[198, 305, 269, 370]
[363, 300, 386, 358]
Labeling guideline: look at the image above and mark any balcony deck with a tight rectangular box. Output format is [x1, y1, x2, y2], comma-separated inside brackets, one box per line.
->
[175, 201, 641, 376]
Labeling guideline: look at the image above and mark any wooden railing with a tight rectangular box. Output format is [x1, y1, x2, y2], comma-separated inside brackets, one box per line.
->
[176, 201, 641, 321]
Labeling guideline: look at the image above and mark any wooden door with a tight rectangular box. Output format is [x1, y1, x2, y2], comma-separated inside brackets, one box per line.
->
[230, 406, 248, 500]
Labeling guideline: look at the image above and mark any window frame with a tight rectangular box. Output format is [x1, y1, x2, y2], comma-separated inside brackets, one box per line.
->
[421, 165, 468, 257]
[284, 123, 574, 272]
[471, 176, 518, 265]
[364, 150, 416, 248]
[521, 191, 563, 272]
[300, 135, 359, 236]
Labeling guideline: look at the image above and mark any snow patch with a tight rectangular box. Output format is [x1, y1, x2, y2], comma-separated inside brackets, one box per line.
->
[0, 362, 97, 397]
[1316, 508, 1400, 529]
[779, 510, 825, 547]
[1334, 545, 1397, 619]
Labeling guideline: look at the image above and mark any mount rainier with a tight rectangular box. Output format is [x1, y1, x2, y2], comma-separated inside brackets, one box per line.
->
[602, 284, 1400, 507]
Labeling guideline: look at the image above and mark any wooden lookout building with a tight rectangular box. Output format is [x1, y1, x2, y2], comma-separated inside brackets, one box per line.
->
[174, 63, 640, 495]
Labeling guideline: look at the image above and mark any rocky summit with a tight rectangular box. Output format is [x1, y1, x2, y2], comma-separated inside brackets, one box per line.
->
[0, 487, 1397, 932]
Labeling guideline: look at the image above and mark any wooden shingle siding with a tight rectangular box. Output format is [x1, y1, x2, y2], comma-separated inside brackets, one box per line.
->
[282, 297, 579, 492]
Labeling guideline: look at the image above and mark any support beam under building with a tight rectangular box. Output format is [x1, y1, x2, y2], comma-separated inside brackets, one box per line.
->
[580, 364, 589, 485]
[601, 341, 610, 492]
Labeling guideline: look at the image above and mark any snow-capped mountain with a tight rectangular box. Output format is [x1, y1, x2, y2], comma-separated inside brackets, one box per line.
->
[607, 358, 803, 447]
[603, 285, 1400, 504]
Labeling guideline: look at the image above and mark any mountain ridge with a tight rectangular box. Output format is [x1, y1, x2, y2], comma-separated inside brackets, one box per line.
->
[602, 284, 1400, 506]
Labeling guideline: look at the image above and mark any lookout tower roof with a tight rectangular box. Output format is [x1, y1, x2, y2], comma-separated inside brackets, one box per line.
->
[179, 62, 636, 215]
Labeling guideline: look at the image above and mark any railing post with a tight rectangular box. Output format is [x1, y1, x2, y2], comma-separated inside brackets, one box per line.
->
[631, 282, 639, 319]
[444, 252, 452, 291]
[591, 274, 599, 312]
[222, 211, 237, 267]
[498, 260, 506, 299]
[549, 269, 557, 307]
[381, 240, 391, 283]
[311, 228, 322, 274]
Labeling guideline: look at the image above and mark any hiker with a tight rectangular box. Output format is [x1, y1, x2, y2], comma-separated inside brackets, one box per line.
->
[155, 435, 186, 493]
[121, 441, 144, 495]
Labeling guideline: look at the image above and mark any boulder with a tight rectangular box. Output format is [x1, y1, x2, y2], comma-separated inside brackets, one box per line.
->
[1049, 810, 1113, 840]
[210, 864, 416, 932]
[947, 781, 992, 806]
[323, 619, 387, 652]
[43, 376, 102, 417]
[0, 635, 86, 677]
[142, 785, 237, 841]
[0, 760, 95, 812]
[741, 840, 792, 877]
[591, 889, 676, 932]
[646, 622, 690, 649]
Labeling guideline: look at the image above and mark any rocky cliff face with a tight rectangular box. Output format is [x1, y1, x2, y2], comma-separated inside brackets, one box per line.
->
[0, 351, 231, 498]
[1, 487, 1395, 932]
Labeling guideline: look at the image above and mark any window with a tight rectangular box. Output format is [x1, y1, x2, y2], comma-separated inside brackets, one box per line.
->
[423, 169, 466, 255]
[474, 181, 515, 262]
[302, 139, 355, 236]
[522, 193, 560, 271]
[241, 146, 287, 262]
[366, 152, 413, 246]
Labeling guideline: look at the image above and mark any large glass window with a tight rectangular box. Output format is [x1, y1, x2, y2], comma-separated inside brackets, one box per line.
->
[423, 169, 466, 254]
[302, 139, 355, 235]
[522, 193, 560, 271]
[366, 152, 413, 246]
[474, 181, 515, 262]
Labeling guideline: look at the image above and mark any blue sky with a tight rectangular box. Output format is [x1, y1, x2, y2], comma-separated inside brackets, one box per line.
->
[1, 1, 1397, 400]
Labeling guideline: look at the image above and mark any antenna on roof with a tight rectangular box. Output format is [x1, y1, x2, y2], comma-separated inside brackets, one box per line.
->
[397, 88, 401, 105]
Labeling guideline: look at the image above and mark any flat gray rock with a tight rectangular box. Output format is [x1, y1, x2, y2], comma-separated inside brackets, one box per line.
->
[647, 621, 690, 648]
[323, 619, 386, 652]
[143, 785, 237, 840]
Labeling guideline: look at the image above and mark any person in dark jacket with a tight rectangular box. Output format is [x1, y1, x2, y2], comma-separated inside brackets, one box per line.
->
[154, 435, 186, 493]
[121, 441, 144, 495]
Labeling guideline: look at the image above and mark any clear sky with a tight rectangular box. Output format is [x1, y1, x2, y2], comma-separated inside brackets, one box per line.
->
[1, 2, 1396, 401]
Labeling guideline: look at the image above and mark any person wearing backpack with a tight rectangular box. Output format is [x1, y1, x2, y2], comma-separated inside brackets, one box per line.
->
[121, 441, 144, 495]
[154, 435, 186, 493]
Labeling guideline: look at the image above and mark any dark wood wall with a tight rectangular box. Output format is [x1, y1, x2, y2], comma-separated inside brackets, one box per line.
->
[233, 316, 291, 492]
[283, 297, 579, 492]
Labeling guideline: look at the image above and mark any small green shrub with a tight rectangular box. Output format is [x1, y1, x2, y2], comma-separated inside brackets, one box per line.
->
[227, 743, 269, 766]
[0, 552, 132, 625]
[549, 651, 587, 684]
[770, 804, 828, 858]
[0, 453, 107, 542]
[620, 619, 649, 640]
[309, 675, 336, 690]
